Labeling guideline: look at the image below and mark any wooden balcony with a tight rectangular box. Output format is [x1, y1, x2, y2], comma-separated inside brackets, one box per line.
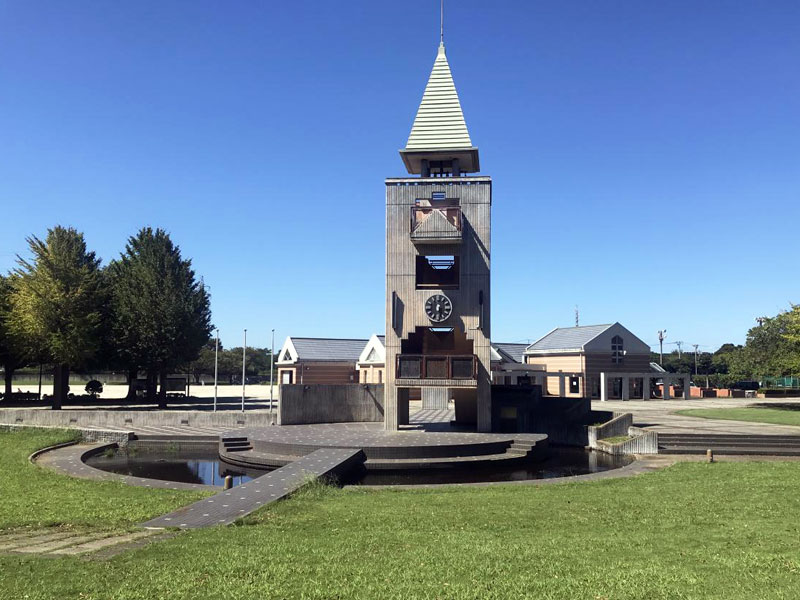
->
[396, 354, 477, 380]
[410, 206, 462, 244]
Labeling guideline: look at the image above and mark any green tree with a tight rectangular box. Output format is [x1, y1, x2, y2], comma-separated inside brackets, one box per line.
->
[727, 312, 800, 381]
[0, 274, 28, 400]
[782, 305, 800, 346]
[190, 341, 218, 384]
[108, 228, 212, 408]
[7, 227, 105, 409]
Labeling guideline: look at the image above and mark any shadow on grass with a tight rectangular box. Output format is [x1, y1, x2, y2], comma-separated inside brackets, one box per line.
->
[750, 402, 800, 412]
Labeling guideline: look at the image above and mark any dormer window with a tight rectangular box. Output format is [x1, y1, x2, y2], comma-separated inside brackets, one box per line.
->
[611, 335, 624, 364]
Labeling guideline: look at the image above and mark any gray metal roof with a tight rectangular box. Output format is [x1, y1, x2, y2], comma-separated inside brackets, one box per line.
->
[526, 324, 614, 353]
[491, 343, 528, 363]
[291, 337, 369, 362]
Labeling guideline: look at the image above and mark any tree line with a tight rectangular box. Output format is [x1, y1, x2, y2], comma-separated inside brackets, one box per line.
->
[0, 226, 214, 408]
[656, 305, 800, 388]
[189, 341, 277, 385]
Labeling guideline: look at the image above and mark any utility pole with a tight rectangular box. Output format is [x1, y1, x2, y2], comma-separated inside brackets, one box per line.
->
[241, 329, 247, 413]
[692, 343, 699, 376]
[658, 330, 667, 365]
[575, 305, 579, 327]
[269, 328, 275, 423]
[213, 328, 219, 412]
[675, 341, 684, 358]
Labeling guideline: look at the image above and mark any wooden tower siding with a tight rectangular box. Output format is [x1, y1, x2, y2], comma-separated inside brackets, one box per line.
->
[385, 178, 492, 431]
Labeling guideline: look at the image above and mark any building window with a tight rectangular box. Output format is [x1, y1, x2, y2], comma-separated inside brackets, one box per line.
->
[378, 370, 383, 384]
[611, 335, 624, 364]
[569, 376, 580, 394]
[415, 255, 459, 289]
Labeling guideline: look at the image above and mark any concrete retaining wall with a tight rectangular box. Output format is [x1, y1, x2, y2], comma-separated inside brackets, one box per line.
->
[0, 408, 278, 430]
[595, 427, 659, 455]
[588, 413, 658, 455]
[278, 384, 384, 425]
[588, 412, 632, 446]
[1, 423, 133, 444]
[421, 387, 449, 410]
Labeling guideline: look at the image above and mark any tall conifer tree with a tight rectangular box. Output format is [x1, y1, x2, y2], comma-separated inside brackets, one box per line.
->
[108, 228, 212, 408]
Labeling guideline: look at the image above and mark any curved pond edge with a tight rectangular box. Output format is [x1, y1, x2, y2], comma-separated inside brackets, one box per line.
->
[33, 441, 217, 492]
[31, 437, 675, 491]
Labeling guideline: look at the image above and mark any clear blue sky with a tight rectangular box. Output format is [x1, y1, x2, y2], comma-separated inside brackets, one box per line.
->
[2, 1, 798, 352]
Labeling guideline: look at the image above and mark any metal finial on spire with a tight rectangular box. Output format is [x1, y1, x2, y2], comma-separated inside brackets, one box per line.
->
[440, 0, 444, 44]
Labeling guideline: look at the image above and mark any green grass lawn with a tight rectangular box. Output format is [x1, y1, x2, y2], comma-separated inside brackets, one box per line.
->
[676, 407, 800, 427]
[0, 428, 208, 530]
[3, 429, 800, 599]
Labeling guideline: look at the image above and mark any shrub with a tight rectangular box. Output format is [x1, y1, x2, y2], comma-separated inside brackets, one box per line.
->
[84, 380, 103, 397]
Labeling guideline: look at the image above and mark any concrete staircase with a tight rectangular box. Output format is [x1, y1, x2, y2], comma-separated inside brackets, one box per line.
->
[221, 436, 252, 453]
[219, 437, 543, 471]
[659, 433, 800, 456]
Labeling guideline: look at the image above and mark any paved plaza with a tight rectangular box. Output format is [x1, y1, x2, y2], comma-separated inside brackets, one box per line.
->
[594, 397, 800, 435]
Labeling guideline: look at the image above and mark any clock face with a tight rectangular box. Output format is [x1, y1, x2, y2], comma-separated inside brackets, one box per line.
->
[425, 294, 453, 323]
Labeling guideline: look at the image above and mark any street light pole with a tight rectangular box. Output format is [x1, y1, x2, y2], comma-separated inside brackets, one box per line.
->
[213, 328, 219, 412]
[241, 329, 247, 413]
[270, 328, 275, 423]
[658, 330, 667, 366]
[693, 343, 699, 376]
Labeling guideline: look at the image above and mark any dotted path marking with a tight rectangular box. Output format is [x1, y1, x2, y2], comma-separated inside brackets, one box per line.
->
[141, 447, 365, 529]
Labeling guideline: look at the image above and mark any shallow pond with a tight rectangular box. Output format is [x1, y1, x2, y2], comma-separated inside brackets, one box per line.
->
[85, 445, 632, 487]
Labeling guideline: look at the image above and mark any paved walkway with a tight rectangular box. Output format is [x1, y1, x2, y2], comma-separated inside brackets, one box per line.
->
[593, 398, 800, 436]
[141, 447, 365, 529]
[0, 527, 168, 558]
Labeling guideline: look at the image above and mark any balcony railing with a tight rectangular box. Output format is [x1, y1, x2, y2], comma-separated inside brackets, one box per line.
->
[396, 354, 477, 380]
[410, 206, 462, 242]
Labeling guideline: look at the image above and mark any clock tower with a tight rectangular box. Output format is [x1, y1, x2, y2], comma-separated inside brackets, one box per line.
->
[384, 40, 492, 432]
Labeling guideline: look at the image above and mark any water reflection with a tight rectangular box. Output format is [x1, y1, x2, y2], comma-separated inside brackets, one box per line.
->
[86, 448, 259, 487]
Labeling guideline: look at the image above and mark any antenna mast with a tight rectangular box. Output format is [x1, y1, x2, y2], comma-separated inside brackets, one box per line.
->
[575, 305, 579, 327]
[440, 0, 444, 44]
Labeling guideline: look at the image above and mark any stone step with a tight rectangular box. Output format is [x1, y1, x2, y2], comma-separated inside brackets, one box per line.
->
[221, 447, 534, 471]
[510, 442, 535, 451]
[135, 434, 219, 443]
[660, 446, 800, 456]
[364, 451, 532, 470]
[660, 439, 800, 448]
[248, 439, 515, 460]
[660, 434, 800, 441]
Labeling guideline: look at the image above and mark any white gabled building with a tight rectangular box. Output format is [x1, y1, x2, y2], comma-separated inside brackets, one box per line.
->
[356, 334, 386, 384]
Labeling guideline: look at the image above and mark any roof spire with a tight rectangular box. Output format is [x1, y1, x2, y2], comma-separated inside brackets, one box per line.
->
[398, 1, 480, 175]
